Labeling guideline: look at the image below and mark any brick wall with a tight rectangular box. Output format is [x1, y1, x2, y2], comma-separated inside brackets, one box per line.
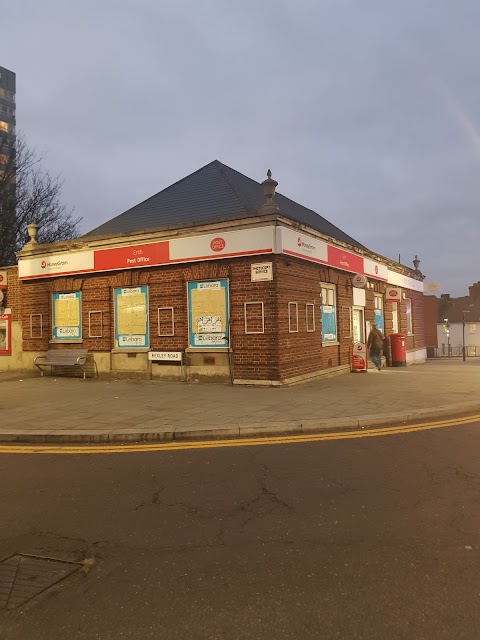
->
[15, 255, 426, 382]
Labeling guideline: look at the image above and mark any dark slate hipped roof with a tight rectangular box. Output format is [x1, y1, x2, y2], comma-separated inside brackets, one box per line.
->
[85, 160, 365, 249]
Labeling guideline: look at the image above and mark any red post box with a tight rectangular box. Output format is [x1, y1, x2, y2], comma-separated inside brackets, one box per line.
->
[390, 333, 406, 367]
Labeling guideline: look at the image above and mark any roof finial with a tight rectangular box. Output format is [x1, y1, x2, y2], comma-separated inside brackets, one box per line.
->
[413, 255, 420, 270]
[259, 169, 279, 213]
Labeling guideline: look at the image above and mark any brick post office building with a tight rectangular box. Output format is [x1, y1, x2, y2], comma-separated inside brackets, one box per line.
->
[7, 161, 426, 383]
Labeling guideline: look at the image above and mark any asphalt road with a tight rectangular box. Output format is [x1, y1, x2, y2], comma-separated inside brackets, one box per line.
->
[0, 421, 479, 640]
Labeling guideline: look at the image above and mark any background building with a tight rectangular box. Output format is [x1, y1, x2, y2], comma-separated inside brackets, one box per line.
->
[434, 283, 480, 357]
[0, 65, 16, 164]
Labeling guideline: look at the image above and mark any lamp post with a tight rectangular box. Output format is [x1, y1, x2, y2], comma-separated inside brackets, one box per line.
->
[444, 318, 450, 357]
[462, 311, 470, 362]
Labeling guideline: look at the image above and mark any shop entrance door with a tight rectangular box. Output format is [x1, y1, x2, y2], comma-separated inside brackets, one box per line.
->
[352, 306, 365, 344]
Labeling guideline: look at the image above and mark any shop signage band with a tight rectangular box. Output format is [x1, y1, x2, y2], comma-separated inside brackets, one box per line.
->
[17, 225, 423, 292]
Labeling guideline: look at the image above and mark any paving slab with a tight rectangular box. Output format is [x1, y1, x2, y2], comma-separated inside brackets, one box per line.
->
[1, 359, 480, 443]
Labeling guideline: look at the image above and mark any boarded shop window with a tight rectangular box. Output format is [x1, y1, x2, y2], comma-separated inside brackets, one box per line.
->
[406, 298, 413, 334]
[374, 293, 384, 333]
[288, 302, 298, 333]
[320, 284, 337, 343]
[88, 311, 103, 338]
[52, 292, 81, 340]
[306, 303, 315, 332]
[30, 313, 43, 338]
[187, 280, 229, 348]
[157, 307, 175, 336]
[244, 302, 265, 334]
[113, 286, 149, 349]
[341, 306, 352, 339]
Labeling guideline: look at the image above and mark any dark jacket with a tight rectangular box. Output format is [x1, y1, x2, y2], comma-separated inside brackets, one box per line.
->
[367, 326, 384, 351]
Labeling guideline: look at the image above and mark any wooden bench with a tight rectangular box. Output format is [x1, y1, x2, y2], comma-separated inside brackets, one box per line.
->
[34, 350, 98, 379]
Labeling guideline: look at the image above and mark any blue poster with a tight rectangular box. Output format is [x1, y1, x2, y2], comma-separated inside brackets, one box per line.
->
[321, 305, 337, 343]
[188, 280, 229, 348]
[374, 308, 384, 333]
[114, 286, 149, 349]
[52, 292, 82, 339]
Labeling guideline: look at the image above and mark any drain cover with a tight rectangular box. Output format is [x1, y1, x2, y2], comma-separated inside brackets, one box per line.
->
[0, 554, 81, 609]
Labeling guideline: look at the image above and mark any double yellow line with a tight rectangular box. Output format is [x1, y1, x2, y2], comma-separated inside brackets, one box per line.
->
[0, 413, 478, 455]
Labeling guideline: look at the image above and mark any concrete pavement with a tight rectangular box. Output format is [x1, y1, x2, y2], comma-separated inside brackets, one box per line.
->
[1, 359, 479, 443]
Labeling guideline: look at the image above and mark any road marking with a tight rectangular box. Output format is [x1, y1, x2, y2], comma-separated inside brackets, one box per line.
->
[0, 414, 479, 455]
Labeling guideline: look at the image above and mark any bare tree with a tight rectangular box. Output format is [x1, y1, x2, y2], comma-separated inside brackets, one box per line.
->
[0, 136, 81, 266]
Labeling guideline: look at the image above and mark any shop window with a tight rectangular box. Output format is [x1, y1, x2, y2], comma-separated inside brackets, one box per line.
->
[374, 293, 384, 333]
[321, 284, 337, 343]
[244, 302, 265, 334]
[30, 314, 43, 338]
[52, 292, 82, 339]
[406, 298, 413, 335]
[288, 302, 298, 333]
[306, 303, 315, 332]
[157, 307, 175, 336]
[469, 323, 476, 334]
[88, 310, 103, 338]
[113, 286, 149, 349]
[187, 280, 229, 348]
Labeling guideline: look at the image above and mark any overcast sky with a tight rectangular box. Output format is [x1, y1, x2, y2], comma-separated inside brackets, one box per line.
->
[3, 0, 480, 295]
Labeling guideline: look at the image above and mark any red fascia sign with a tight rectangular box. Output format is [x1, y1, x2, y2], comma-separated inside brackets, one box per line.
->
[327, 245, 364, 274]
[94, 241, 169, 272]
[0, 312, 12, 355]
[352, 341, 367, 372]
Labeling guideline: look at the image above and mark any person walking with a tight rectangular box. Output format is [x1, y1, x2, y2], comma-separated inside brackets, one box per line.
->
[367, 324, 384, 371]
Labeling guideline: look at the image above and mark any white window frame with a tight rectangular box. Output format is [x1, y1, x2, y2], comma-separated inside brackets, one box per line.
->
[306, 303, 315, 332]
[157, 307, 175, 336]
[405, 298, 413, 335]
[244, 301, 265, 334]
[392, 302, 399, 333]
[288, 302, 299, 333]
[30, 313, 43, 338]
[342, 306, 352, 339]
[88, 310, 103, 338]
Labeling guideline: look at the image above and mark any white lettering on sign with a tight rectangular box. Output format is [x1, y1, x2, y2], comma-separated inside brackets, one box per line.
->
[194, 333, 227, 346]
[57, 327, 80, 337]
[121, 287, 141, 296]
[148, 351, 182, 362]
[119, 335, 146, 346]
[251, 262, 273, 282]
[197, 282, 221, 290]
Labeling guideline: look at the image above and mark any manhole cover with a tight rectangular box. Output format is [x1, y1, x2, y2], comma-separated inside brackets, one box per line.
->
[0, 554, 81, 609]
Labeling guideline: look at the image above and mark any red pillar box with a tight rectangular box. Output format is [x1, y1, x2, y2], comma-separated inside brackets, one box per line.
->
[0, 312, 12, 355]
[390, 333, 406, 367]
[352, 341, 368, 372]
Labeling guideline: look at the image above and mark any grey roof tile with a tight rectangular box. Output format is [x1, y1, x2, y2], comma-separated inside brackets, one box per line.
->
[85, 160, 365, 249]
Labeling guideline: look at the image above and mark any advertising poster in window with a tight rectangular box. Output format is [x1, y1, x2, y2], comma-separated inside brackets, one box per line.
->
[114, 286, 149, 349]
[321, 305, 337, 343]
[0, 312, 12, 355]
[52, 292, 82, 339]
[188, 280, 229, 348]
[374, 308, 384, 333]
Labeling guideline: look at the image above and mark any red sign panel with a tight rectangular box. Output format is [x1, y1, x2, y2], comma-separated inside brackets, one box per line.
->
[0, 312, 12, 355]
[352, 342, 367, 372]
[210, 237, 226, 252]
[94, 241, 169, 272]
[328, 245, 364, 274]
